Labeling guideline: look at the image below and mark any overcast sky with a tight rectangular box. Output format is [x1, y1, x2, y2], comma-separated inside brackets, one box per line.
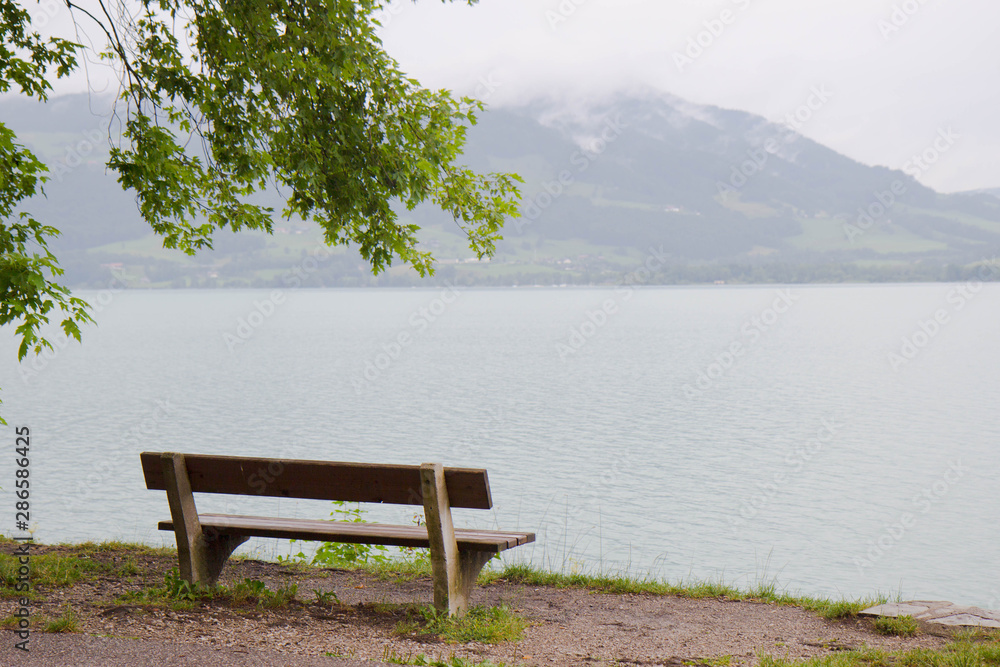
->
[376, 0, 999, 194]
[36, 0, 1000, 193]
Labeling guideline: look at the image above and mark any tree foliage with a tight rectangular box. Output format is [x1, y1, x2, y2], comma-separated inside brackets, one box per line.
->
[0, 0, 522, 422]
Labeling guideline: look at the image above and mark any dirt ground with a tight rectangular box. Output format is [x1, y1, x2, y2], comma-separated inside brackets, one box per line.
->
[2, 543, 955, 666]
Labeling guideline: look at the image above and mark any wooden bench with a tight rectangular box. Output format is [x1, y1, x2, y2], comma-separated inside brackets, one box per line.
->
[140, 452, 534, 616]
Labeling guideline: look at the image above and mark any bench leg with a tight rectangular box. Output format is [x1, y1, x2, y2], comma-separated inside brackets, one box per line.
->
[451, 551, 495, 617]
[200, 531, 250, 586]
[161, 452, 247, 587]
[421, 463, 497, 616]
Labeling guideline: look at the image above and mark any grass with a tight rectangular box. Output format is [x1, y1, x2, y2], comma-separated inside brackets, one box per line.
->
[10, 538, 1000, 667]
[0, 614, 35, 628]
[331, 553, 434, 583]
[380, 648, 512, 666]
[43, 605, 80, 633]
[684, 658, 732, 667]
[121, 568, 298, 610]
[0, 540, 178, 599]
[492, 563, 883, 621]
[0, 551, 106, 598]
[757, 635, 1000, 666]
[0, 539, 885, 625]
[873, 614, 919, 637]
[953, 628, 1000, 643]
[394, 604, 528, 644]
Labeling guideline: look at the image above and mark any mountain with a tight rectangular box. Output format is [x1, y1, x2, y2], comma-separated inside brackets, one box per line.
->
[453, 94, 1000, 264]
[4, 91, 1000, 287]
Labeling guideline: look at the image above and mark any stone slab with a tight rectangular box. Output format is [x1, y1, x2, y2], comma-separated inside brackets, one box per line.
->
[860, 601, 1000, 629]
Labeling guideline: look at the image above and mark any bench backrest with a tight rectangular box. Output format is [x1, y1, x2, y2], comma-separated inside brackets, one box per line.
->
[140, 452, 493, 510]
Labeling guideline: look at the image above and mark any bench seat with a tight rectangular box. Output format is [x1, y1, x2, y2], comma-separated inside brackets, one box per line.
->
[158, 514, 535, 552]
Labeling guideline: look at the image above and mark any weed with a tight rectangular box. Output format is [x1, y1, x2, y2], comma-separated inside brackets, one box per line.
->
[312, 588, 340, 605]
[395, 604, 527, 644]
[163, 568, 205, 602]
[260, 583, 298, 609]
[280, 504, 434, 569]
[229, 578, 268, 604]
[310, 501, 390, 566]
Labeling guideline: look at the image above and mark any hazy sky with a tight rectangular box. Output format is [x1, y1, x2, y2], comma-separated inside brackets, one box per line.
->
[33, 0, 1000, 193]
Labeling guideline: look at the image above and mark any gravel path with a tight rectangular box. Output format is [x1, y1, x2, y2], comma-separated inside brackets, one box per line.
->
[0, 633, 386, 666]
[1, 543, 957, 666]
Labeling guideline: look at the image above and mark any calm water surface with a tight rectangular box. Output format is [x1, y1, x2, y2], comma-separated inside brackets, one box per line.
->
[1, 285, 998, 607]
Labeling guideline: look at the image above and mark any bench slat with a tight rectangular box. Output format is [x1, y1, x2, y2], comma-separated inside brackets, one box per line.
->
[140, 453, 492, 509]
[158, 514, 535, 553]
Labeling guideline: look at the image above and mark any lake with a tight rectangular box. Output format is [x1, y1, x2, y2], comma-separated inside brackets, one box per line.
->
[2, 284, 998, 608]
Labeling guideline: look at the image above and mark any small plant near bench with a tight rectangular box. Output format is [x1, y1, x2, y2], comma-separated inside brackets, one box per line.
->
[279, 501, 404, 567]
[394, 603, 528, 644]
[311, 588, 340, 605]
